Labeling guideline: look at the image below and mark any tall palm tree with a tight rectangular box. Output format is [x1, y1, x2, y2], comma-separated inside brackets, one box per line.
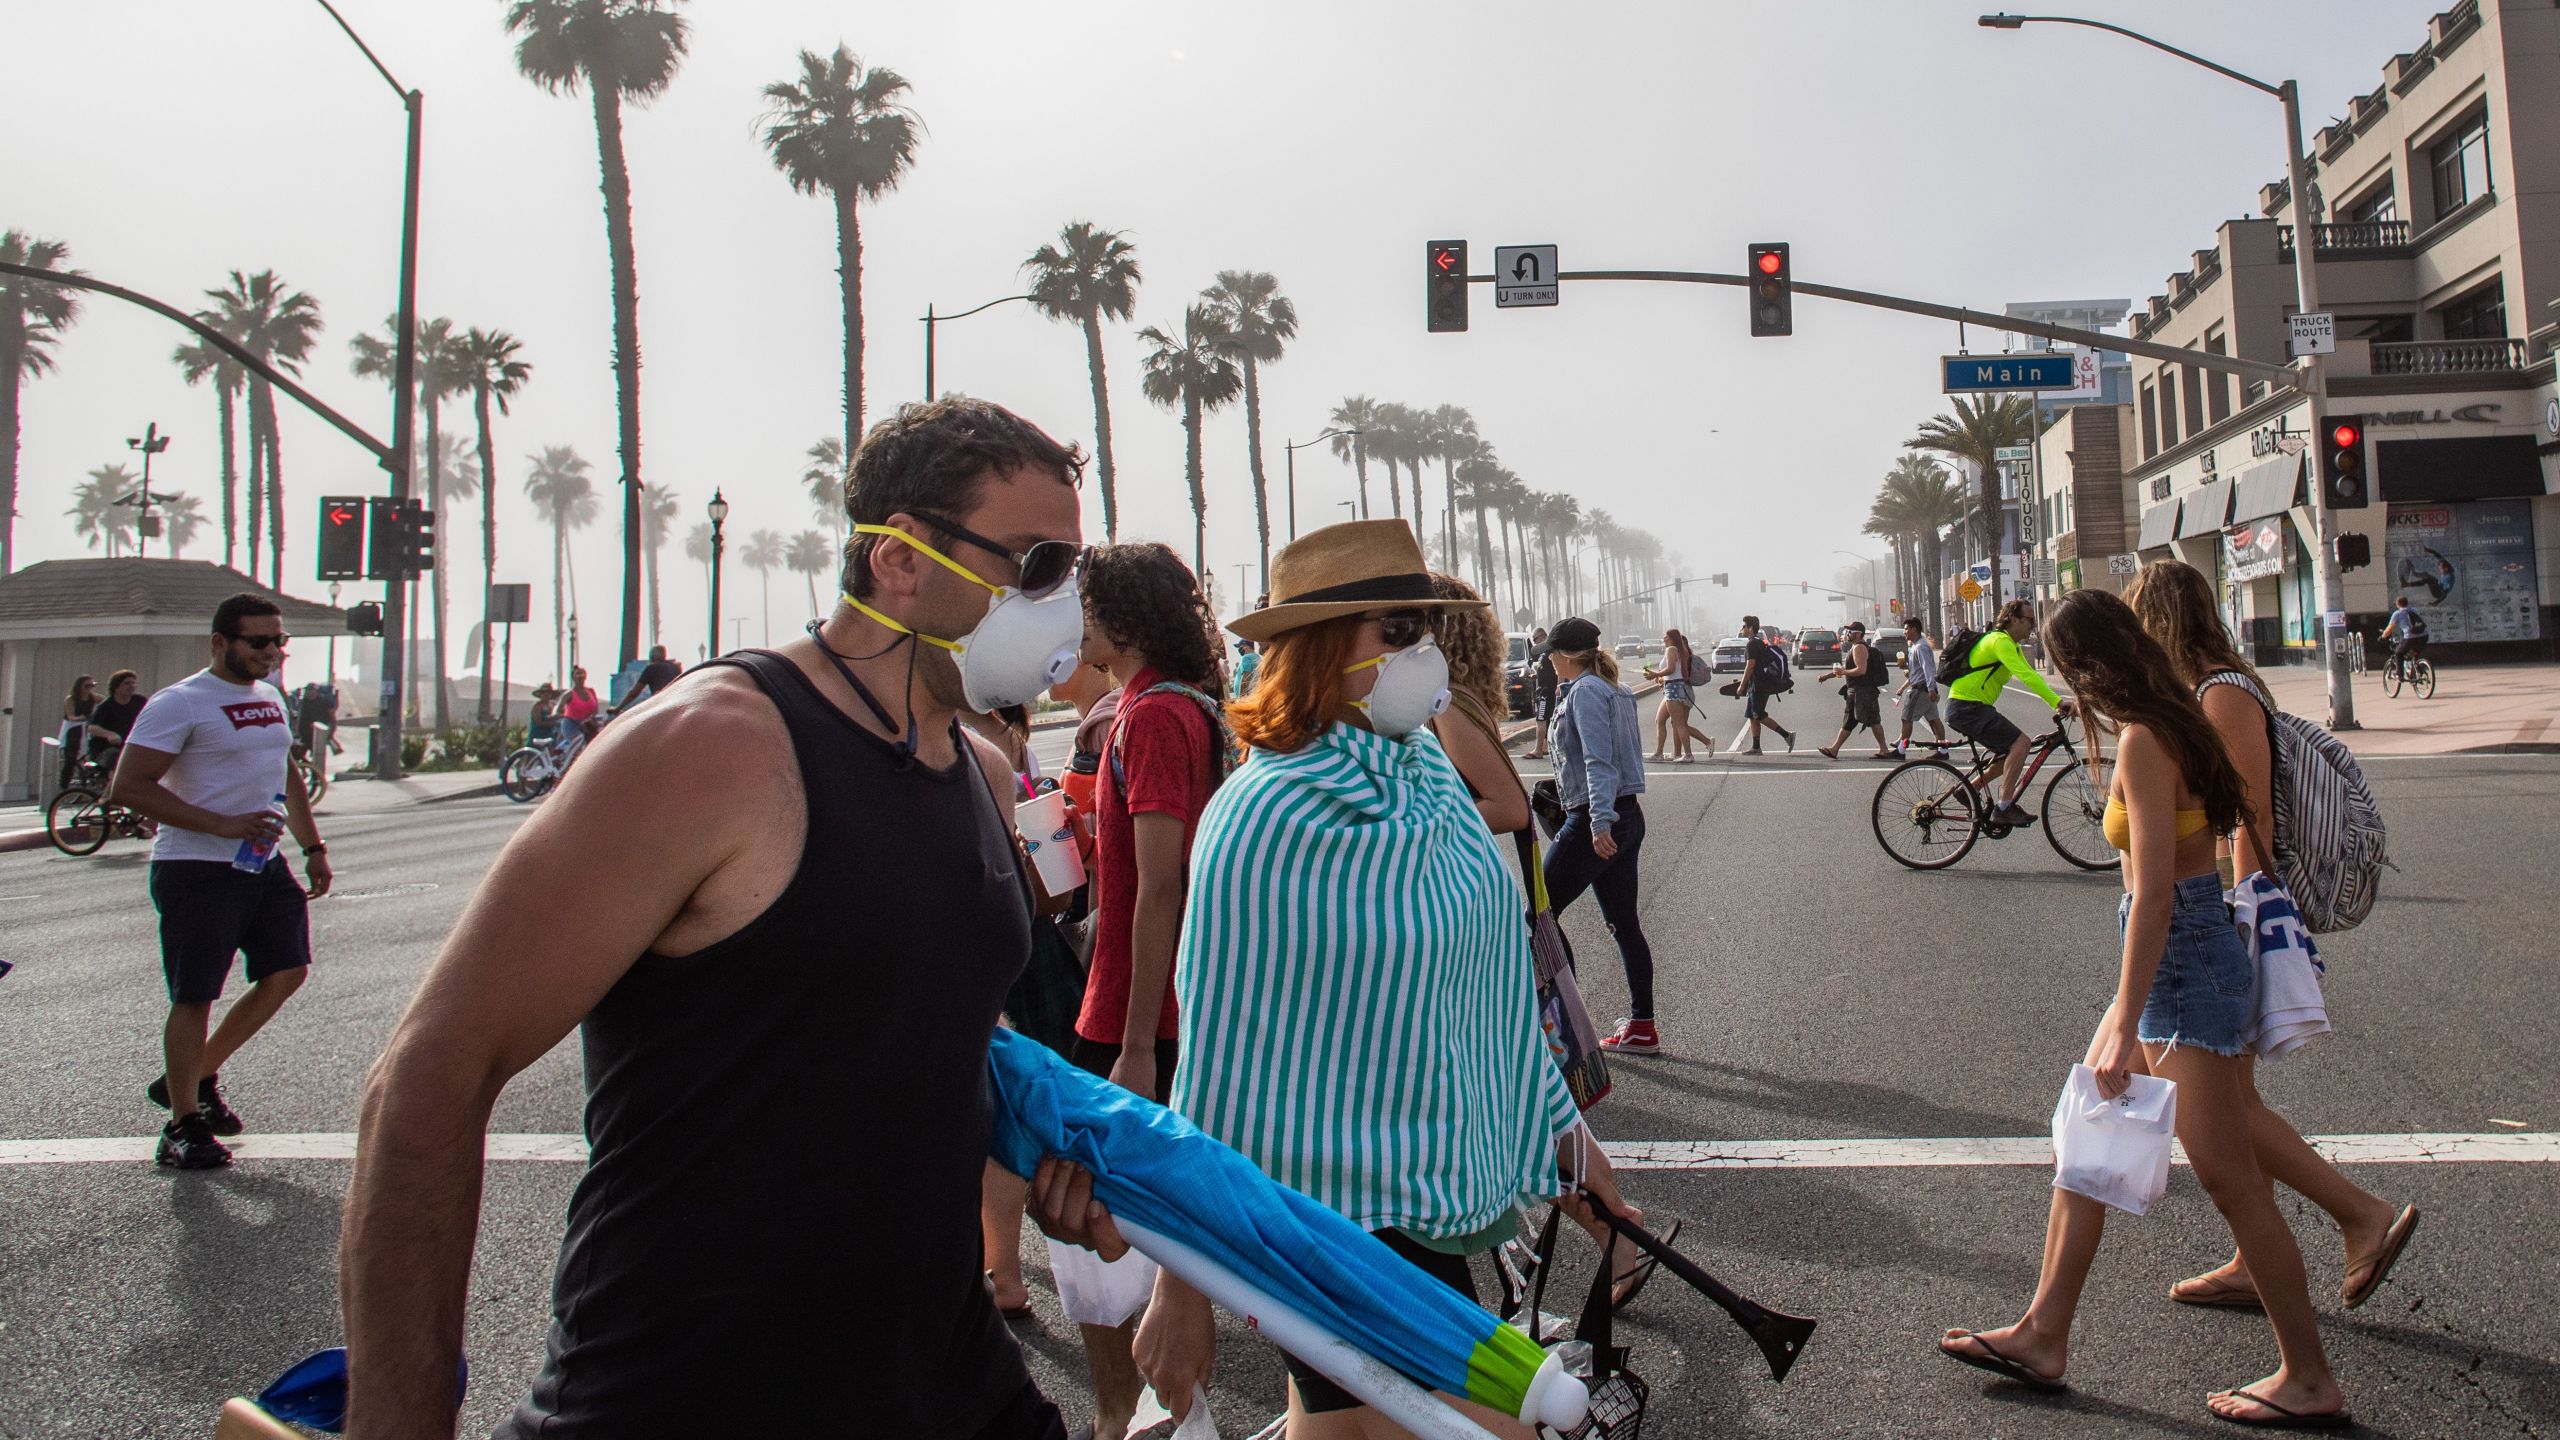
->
[1137, 305, 1244, 580]
[741, 528, 784, 644]
[1874, 453, 1966, 627]
[68, 465, 139, 556]
[1421, 404, 1479, 569]
[507, 0, 692, 668]
[172, 329, 246, 570]
[1327, 395, 1382, 519]
[355, 316, 470, 729]
[1199, 270, 1298, 590]
[1369, 403, 1421, 522]
[1024, 222, 1141, 538]
[803, 436, 848, 547]
[0, 231, 81, 575]
[454, 327, 533, 720]
[760, 44, 922, 467]
[157, 491, 207, 559]
[524, 445, 598, 680]
[785, 529, 834, 619]
[683, 520, 714, 590]
[641, 483, 680, 645]
[1907, 393, 2032, 556]
[203, 270, 322, 585]
[1455, 452, 1506, 599]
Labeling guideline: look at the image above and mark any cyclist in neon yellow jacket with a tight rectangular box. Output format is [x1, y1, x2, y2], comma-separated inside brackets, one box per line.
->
[1943, 600, 2078, 827]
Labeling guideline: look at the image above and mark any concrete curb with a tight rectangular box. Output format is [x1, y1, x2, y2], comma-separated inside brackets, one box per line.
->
[0, 828, 48, 855]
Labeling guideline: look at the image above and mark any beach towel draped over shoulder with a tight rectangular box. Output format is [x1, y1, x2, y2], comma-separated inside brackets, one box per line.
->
[1171, 720, 1580, 1240]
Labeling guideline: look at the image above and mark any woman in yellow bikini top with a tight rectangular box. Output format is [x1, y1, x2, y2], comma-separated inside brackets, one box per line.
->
[2100, 796, 2210, 850]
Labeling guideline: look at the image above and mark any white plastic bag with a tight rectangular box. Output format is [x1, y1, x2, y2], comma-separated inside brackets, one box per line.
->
[2050, 1063, 2178, 1216]
[1128, 1385, 1217, 1439]
[1046, 1234, 1160, 1328]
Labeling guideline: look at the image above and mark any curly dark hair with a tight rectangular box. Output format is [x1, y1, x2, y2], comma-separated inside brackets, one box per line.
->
[1084, 542, 1223, 693]
[841, 396, 1086, 598]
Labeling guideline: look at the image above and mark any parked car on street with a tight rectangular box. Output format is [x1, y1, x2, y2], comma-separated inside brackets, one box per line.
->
[1504, 631, 1537, 718]
[1712, 637, 1752, 673]
[1795, 628, 1842, 670]
[1871, 632, 1909, 666]
[1616, 635, 1648, 660]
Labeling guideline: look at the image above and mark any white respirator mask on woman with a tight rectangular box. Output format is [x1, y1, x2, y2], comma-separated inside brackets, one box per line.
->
[1343, 636, 1452, 739]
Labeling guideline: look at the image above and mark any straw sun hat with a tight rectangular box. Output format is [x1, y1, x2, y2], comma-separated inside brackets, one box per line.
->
[1227, 519, 1489, 642]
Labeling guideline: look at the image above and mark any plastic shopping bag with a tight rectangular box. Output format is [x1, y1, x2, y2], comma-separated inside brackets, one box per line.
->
[1046, 1234, 1160, 1328]
[2050, 1063, 2178, 1216]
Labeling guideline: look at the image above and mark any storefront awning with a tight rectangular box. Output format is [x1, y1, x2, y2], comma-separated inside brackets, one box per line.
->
[2136, 499, 2182, 551]
[2377, 435, 2546, 502]
[2229, 454, 2304, 523]
[2178, 477, 2235, 537]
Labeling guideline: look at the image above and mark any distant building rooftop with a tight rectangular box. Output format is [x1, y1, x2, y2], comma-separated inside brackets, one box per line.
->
[0, 558, 343, 635]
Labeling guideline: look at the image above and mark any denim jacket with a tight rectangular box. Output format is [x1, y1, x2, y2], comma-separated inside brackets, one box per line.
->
[1551, 674, 1647, 829]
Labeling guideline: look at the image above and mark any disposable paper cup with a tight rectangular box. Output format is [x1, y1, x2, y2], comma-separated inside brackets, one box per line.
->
[1016, 791, 1086, 896]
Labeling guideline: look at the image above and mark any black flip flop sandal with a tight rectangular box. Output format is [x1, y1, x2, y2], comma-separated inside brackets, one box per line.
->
[2342, 1205, 2419, 1309]
[1608, 1218, 1682, 1312]
[1939, 1332, 2068, 1394]
[2208, 1388, 2354, 1430]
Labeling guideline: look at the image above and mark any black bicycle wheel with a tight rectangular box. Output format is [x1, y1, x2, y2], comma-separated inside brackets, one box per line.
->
[298, 752, 329, 804]
[2042, 758, 2120, 872]
[2381, 660, 2403, 697]
[2415, 661, 2436, 699]
[498, 749, 547, 804]
[1872, 758, 1980, 870]
[46, 787, 109, 856]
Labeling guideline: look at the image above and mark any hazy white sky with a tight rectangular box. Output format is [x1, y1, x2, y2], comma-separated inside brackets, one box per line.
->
[7, 0, 2443, 666]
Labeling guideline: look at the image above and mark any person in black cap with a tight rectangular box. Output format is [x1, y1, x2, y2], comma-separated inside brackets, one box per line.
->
[1541, 616, 1661, 1054]
[1816, 621, 1895, 760]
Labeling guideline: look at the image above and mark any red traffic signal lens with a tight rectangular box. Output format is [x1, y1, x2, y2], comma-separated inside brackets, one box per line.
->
[2330, 421, 2361, 449]
[1432, 246, 1459, 272]
[1755, 251, 1783, 275]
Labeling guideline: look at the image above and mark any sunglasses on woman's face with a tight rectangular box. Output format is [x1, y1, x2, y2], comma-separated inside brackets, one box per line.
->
[910, 512, 1086, 599]
[226, 632, 290, 651]
[1372, 610, 1429, 649]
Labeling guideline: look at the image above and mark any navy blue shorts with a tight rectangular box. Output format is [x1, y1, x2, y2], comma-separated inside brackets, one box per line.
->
[1946, 698, 2024, 754]
[150, 858, 311, 1004]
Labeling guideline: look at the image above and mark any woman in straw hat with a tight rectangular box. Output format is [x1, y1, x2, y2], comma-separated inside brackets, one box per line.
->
[1132, 521, 1638, 1436]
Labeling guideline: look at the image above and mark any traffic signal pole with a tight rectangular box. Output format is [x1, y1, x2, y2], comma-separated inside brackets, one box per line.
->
[377, 86, 422, 778]
[2281, 79, 2355, 730]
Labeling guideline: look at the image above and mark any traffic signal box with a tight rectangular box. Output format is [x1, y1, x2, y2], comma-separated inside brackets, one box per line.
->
[318, 497, 366, 581]
[2321, 414, 2370, 510]
[1748, 243, 1792, 336]
[2337, 534, 2372, 571]
[363, 497, 435, 580]
[1426, 240, 1468, 333]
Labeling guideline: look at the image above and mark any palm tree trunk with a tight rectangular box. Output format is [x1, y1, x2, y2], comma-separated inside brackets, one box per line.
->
[803, 567, 818, 619]
[1183, 392, 1207, 582]
[1241, 358, 1272, 596]
[0, 313, 20, 574]
[588, 84, 645, 669]
[834, 191, 864, 467]
[475, 386, 499, 723]
[1408, 460, 1424, 535]
[426, 396, 450, 733]
[760, 566, 772, 645]
[1351, 436, 1370, 519]
[1442, 457, 1460, 572]
[553, 518, 567, 683]
[1473, 498, 1495, 597]
[647, 531, 663, 645]
[263, 390, 286, 588]
[216, 379, 239, 570]
[244, 384, 269, 584]
[1081, 312, 1119, 540]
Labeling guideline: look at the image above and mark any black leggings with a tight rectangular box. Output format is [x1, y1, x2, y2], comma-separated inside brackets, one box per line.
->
[1543, 795, 1654, 1019]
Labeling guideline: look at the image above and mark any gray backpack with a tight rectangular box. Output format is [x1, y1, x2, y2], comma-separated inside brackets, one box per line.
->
[2199, 670, 2388, 933]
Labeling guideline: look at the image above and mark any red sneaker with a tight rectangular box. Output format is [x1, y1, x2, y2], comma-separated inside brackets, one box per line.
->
[1598, 1019, 1660, 1054]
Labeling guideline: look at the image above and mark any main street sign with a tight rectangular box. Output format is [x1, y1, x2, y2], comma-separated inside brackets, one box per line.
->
[1942, 352, 2075, 393]
[1494, 245, 1559, 308]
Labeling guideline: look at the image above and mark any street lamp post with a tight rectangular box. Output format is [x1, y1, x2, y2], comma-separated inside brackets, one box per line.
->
[1832, 549, 1882, 620]
[314, 0, 425, 774]
[706, 489, 729, 657]
[1980, 12, 2354, 730]
[919, 293, 1034, 401]
[1283, 429, 1360, 542]
[122, 422, 170, 558]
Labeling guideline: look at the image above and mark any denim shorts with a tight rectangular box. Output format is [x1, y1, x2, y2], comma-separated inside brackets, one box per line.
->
[2117, 872, 2253, 1057]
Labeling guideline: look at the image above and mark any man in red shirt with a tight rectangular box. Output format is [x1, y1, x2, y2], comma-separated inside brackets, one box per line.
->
[1066, 542, 1228, 1440]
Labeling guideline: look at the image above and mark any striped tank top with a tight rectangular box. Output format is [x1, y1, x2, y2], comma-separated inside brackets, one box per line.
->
[1171, 720, 1579, 1239]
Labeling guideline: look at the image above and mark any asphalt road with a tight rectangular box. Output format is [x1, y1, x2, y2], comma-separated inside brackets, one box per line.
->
[2, 681, 2554, 1439]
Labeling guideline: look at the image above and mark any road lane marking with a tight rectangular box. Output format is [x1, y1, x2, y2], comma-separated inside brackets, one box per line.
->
[5, 1131, 2553, 1168]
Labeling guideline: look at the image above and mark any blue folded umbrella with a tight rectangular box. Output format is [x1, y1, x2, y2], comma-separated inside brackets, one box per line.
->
[986, 1027, 1576, 1427]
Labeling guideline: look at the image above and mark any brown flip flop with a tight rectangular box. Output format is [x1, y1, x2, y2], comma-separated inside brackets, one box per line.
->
[2170, 1271, 2265, 1310]
[1938, 1331, 2069, 1393]
[2343, 1205, 2420, 1309]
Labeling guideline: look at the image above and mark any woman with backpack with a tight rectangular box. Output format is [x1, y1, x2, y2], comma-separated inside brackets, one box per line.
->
[2125, 560, 2419, 1321]
[1939, 589, 2354, 1430]
[1644, 627, 1716, 763]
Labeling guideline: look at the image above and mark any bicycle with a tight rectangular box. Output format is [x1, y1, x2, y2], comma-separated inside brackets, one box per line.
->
[1870, 715, 2117, 872]
[2380, 647, 2436, 699]
[499, 723, 591, 804]
[40, 744, 158, 857]
[291, 729, 332, 805]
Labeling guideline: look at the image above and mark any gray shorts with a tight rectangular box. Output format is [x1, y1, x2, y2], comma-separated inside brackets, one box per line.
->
[1900, 684, 1941, 725]
[1843, 685, 1883, 729]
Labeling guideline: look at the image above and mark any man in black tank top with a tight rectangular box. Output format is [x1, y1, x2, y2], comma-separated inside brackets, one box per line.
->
[342, 399, 1123, 1440]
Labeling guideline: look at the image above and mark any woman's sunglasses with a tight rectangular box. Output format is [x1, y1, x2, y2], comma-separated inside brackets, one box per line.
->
[910, 512, 1086, 599]
[1373, 610, 1430, 649]
[224, 632, 291, 651]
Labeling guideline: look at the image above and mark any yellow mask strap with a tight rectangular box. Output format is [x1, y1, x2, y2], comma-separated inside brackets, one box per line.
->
[1342, 653, 1388, 676]
[853, 523, 1001, 596]
[841, 592, 961, 654]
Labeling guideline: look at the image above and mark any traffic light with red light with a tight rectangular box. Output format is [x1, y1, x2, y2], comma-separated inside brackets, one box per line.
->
[1426, 240, 1468, 333]
[1748, 243, 1792, 336]
[318, 496, 366, 581]
[2321, 413, 2369, 509]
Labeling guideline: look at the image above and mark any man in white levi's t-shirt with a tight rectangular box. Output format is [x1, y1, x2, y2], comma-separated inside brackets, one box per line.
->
[112, 593, 334, 1169]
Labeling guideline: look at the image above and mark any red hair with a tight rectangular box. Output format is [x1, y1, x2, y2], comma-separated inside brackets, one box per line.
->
[1227, 616, 1362, 754]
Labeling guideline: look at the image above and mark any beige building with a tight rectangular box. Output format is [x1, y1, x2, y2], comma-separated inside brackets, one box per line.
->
[2118, 0, 2560, 663]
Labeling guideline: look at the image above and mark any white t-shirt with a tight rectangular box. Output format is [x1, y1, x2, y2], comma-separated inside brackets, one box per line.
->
[125, 668, 295, 863]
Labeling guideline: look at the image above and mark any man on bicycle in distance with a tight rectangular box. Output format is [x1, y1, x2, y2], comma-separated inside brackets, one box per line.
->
[1943, 599, 2076, 829]
[2381, 594, 2428, 675]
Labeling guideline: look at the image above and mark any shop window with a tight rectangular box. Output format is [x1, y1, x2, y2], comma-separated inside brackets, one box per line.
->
[2205, 336, 2232, 424]
[2430, 113, 2491, 217]
[2140, 382, 2159, 456]
[2183, 363, 2206, 434]
[2160, 370, 2181, 447]
[2439, 278, 2506, 340]
[2341, 183, 2397, 226]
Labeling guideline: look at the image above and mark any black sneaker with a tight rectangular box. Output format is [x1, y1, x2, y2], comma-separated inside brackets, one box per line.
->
[156, 1113, 233, 1170]
[146, 1074, 243, 1137]
[1993, 801, 2037, 827]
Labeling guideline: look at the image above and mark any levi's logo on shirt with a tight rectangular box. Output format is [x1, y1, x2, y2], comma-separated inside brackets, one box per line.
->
[222, 700, 286, 730]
